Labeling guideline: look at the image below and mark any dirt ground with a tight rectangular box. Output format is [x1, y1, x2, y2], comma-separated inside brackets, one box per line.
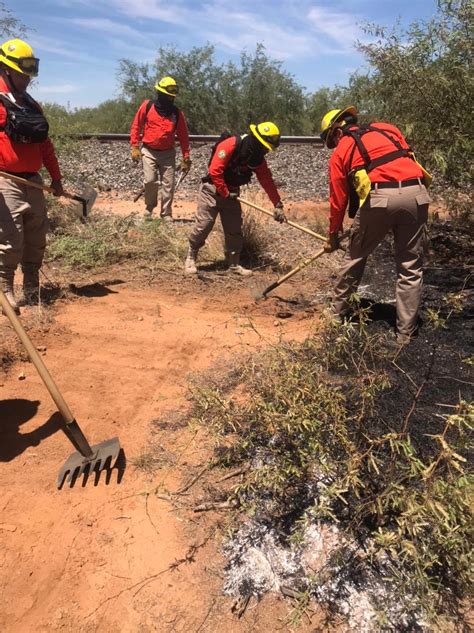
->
[0, 193, 338, 632]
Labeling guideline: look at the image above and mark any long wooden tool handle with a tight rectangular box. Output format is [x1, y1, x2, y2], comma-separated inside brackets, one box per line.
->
[263, 248, 326, 297]
[237, 196, 327, 242]
[0, 289, 76, 424]
[0, 170, 55, 193]
[0, 171, 82, 206]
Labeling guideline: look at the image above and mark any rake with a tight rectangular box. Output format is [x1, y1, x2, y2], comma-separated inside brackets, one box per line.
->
[0, 171, 97, 219]
[237, 196, 328, 242]
[249, 230, 350, 302]
[0, 289, 122, 488]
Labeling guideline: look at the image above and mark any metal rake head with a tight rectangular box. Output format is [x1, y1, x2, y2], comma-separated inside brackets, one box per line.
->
[57, 437, 121, 488]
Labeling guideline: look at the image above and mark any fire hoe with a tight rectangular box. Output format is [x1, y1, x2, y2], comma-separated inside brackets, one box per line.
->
[0, 171, 97, 219]
[0, 290, 122, 488]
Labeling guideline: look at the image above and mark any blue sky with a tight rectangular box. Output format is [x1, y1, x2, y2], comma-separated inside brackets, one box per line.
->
[11, 0, 438, 109]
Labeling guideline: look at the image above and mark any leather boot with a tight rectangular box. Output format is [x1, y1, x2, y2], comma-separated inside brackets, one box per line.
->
[228, 252, 252, 277]
[22, 266, 40, 306]
[0, 277, 20, 315]
[184, 247, 199, 275]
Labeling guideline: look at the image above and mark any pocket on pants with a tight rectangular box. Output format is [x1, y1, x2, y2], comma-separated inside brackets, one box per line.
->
[369, 193, 389, 208]
[416, 192, 431, 206]
[415, 192, 430, 224]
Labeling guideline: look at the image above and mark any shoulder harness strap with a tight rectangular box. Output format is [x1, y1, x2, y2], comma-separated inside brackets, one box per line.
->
[344, 124, 410, 173]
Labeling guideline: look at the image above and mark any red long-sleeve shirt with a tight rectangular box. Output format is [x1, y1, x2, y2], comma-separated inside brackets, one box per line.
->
[0, 78, 61, 180]
[328, 122, 424, 233]
[130, 100, 190, 160]
[208, 135, 281, 206]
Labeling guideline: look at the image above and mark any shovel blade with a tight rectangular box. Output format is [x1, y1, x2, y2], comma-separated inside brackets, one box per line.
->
[76, 182, 98, 217]
[57, 436, 121, 489]
[248, 281, 267, 303]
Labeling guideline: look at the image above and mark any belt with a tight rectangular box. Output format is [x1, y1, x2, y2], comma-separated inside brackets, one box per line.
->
[371, 178, 421, 190]
[143, 143, 173, 152]
[1, 171, 37, 179]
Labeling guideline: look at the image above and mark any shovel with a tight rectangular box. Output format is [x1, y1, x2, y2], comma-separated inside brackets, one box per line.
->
[0, 171, 97, 218]
[133, 166, 188, 203]
[0, 289, 121, 488]
[250, 230, 350, 302]
[250, 246, 327, 302]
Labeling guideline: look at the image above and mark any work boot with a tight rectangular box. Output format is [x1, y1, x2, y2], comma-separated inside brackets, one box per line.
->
[184, 247, 199, 275]
[0, 278, 20, 315]
[228, 252, 252, 277]
[21, 266, 40, 306]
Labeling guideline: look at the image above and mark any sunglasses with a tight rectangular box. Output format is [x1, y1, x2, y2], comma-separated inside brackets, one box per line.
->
[161, 84, 178, 95]
[1, 52, 39, 76]
[264, 134, 280, 148]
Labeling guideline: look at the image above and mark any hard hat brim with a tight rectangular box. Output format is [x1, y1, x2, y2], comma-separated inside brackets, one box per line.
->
[250, 123, 279, 152]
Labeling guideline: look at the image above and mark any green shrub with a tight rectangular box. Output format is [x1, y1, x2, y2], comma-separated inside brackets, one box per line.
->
[47, 214, 188, 271]
[190, 311, 473, 627]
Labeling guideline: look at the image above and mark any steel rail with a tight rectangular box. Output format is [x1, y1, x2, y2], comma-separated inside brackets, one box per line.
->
[66, 133, 324, 145]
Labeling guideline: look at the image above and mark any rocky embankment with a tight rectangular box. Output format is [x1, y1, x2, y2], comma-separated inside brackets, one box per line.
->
[58, 140, 331, 201]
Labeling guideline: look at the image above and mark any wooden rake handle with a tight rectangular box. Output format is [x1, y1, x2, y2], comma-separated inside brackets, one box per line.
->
[237, 196, 328, 243]
[0, 289, 76, 425]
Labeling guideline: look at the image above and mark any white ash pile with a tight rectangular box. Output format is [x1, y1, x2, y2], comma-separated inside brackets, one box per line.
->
[224, 516, 425, 632]
[58, 140, 330, 201]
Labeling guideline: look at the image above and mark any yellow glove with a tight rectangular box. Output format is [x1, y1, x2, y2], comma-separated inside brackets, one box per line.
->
[180, 157, 192, 173]
[131, 147, 141, 162]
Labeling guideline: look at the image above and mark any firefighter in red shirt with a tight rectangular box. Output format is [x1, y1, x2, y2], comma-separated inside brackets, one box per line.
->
[321, 106, 431, 343]
[130, 76, 190, 221]
[0, 38, 63, 314]
[185, 122, 286, 276]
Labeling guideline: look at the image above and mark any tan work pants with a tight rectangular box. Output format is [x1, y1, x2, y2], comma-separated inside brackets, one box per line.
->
[333, 183, 430, 337]
[141, 145, 176, 217]
[188, 182, 243, 255]
[0, 174, 47, 285]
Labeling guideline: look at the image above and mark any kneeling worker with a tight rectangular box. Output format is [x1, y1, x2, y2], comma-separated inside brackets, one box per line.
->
[185, 122, 286, 276]
[320, 106, 431, 344]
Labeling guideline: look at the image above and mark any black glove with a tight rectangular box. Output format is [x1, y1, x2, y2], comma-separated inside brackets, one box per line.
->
[273, 201, 287, 223]
[324, 232, 340, 253]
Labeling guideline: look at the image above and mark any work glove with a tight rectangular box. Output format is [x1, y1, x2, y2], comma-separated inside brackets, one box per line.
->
[180, 157, 192, 173]
[324, 232, 340, 253]
[50, 180, 64, 197]
[131, 146, 141, 162]
[273, 201, 287, 223]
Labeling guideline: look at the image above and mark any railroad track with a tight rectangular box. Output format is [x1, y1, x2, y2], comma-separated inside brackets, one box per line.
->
[68, 133, 324, 146]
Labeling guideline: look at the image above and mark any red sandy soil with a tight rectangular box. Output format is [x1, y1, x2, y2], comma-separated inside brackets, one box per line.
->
[0, 190, 332, 632]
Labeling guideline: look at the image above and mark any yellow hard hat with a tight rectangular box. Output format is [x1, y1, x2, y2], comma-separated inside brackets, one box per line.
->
[155, 76, 178, 97]
[250, 121, 281, 151]
[0, 38, 39, 77]
[320, 106, 357, 147]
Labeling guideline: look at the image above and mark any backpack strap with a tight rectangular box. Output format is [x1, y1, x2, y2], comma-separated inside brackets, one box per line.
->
[145, 99, 153, 118]
[344, 124, 410, 173]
